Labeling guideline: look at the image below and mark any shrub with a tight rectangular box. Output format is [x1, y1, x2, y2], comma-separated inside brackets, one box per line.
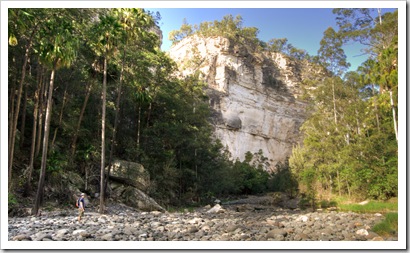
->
[372, 212, 398, 237]
[8, 193, 18, 212]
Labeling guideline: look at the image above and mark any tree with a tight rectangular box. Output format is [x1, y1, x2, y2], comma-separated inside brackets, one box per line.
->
[169, 18, 193, 44]
[318, 27, 350, 126]
[8, 9, 44, 189]
[24, 62, 44, 194]
[104, 8, 159, 195]
[333, 9, 398, 143]
[267, 38, 288, 53]
[89, 11, 122, 214]
[32, 10, 78, 215]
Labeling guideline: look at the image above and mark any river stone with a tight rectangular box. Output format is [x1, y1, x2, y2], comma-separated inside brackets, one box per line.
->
[73, 229, 87, 236]
[188, 226, 199, 233]
[297, 215, 309, 222]
[356, 229, 369, 236]
[101, 233, 113, 241]
[269, 228, 288, 237]
[13, 234, 32, 241]
[8, 197, 398, 242]
[33, 231, 52, 241]
[225, 224, 239, 233]
[294, 233, 309, 241]
[207, 204, 224, 213]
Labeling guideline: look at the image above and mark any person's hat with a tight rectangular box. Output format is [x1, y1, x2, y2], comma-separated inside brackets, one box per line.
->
[81, 193, 85, 196]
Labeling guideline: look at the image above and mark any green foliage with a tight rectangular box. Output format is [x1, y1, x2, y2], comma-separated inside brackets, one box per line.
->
[8, 8, 399, 211]
[372, 212, 398, 237]
[269, 160, 298, 197]
[231, 158, 269, 194]
[339, 201, 398, 214]
[289, 10, 398, 201]
[168, 18, 193, 44]
[46, 150, 67, 172]
[169, 14, 262, 52]
[8, 193, 18, 209]
[319, 199, 338, 209]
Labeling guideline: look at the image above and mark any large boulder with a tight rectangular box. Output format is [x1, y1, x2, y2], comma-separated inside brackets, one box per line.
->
[107, 160, 164, 212]
[108, 160, 150, 191]
[111, 185, 165, 212]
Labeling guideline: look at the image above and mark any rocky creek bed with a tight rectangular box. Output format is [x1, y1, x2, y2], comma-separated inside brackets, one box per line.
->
[8, 203, 397, 242]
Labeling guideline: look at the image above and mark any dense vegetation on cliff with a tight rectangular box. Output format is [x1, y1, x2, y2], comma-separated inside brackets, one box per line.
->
[8, 8, 398, 214]
[169, 9, 399, 202]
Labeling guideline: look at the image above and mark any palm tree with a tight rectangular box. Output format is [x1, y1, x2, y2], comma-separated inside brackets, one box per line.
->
[8, 9, 44, 190]
[89, 11, 122, 214]
[32, 11, 78, 216]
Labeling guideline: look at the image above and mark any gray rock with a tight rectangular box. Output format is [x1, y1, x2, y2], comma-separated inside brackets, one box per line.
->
[13, 234, 32, 241]
[188, 226, 199, 233]
[101, 233, 113, 241]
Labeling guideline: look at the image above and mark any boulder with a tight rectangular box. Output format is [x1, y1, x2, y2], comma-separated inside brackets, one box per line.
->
[108, 160, 150, 191]
[112, 185, 165, 212]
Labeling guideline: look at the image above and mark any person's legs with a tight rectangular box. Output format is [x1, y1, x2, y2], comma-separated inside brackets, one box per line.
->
[78, 209, 84, 221]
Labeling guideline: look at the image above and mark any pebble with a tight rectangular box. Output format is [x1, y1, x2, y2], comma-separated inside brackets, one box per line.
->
[7, 204, 397, 241]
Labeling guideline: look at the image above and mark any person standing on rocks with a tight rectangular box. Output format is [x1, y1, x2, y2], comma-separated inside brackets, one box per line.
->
[77, 193, 86, 222]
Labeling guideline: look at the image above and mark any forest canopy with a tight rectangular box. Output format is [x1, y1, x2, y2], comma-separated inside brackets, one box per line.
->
[7, 8, 398, 214]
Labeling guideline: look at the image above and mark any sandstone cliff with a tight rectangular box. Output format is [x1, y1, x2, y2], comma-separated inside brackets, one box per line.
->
[169, 35, 322, 171]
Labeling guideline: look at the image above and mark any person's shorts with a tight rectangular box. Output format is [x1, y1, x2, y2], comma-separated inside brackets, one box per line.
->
[78, 208, 84, 217]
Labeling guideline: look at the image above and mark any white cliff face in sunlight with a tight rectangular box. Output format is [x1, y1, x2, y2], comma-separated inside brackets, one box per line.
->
[169, 36, 316, 171]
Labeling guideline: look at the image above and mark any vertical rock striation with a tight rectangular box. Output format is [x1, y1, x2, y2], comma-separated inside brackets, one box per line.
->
[169, 35, 321, 171]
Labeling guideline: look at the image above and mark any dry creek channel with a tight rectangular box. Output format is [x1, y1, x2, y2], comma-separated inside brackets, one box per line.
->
[8, 202, 397, 242]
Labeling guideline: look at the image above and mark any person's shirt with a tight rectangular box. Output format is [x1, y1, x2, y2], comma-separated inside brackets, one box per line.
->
[79, 197, 85, 209]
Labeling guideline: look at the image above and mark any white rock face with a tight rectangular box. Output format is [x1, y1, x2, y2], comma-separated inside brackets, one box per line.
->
[169, 36, 314, 171]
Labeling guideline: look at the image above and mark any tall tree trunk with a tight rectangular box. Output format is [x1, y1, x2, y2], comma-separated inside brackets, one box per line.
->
[337, 170, 341, 197]
[35, 71, 47, 157]
[355, 108, 361, 136]
[51, 82, 69, 148]
[99, 56, 107, 214]
[137, 105, 141, 150]
[345, 179, 351, 198]
[9, 57, 18, 153]
[146, 102, 152, 128]
[8, 39, 33, 189]
[389, 90, 398, 142]
[19, 77, 29, 149]
[33, 61, 57, 216]
[70, 81, 93, 161]
[105, 48, 126, 195]
[25, 64, 43, 194]
[332, 80, 338, 126]
[372, 84, 381, 132]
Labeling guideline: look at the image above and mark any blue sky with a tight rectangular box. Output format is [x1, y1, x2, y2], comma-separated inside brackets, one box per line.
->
[146, 8, 396, 72]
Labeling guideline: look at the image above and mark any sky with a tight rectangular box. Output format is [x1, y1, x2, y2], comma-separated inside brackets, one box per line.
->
[146, 8, 397, 72]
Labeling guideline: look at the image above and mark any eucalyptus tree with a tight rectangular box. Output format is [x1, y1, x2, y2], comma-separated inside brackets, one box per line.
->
[333, 9, 398, 142]
[32, 9, 79, 215]
[318, 27, 350, 126]
[168, 18, 193, 44]
[267, 38, 288, 53]
[357, 59, 381, 132]
[371, 11, 398, 142]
